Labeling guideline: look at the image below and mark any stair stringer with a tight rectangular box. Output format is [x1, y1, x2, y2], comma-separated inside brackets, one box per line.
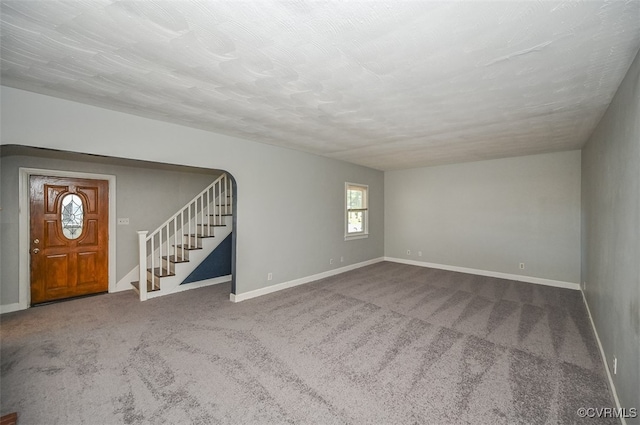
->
[146, 215, 232, 299]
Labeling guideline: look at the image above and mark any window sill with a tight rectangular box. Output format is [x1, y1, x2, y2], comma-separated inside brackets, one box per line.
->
[345, 234, 369, 241]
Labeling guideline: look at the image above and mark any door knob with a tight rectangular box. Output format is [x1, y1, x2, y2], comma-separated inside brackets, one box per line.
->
[32, 248, 40, 254]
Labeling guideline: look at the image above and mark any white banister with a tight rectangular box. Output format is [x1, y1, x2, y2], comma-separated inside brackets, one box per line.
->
[180, 210, 185, 260]
[188, 203, 192, 248]
[229, 175, 232, 213]
[173, 216, 178, 260]
[137, 231, 148, 301]
[206, 190, 211, 236]
[223, 174, 228, 216]
[213, 180, 218, 225]
[200, 194, 205, 238]
[150, 234, 155, 287]
[136, 173, 232, 300]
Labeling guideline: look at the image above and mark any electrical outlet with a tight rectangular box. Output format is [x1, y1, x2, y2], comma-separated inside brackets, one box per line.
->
[613, 357, 617, 375]
[519, 263, 525, 269]
[330, 258, 334, 265]
[340, 256, 344, 263]
[418, 251, 422, 257]
[407, 250, 411, 256]
[267, 273, 273, 281]
[117, 218, 130, 225]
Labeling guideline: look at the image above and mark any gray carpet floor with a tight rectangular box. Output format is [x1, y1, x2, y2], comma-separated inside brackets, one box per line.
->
[1, 262, 617, 424]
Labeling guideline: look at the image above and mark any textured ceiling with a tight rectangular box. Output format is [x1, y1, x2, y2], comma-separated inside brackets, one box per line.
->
[1, 1, 639, 170]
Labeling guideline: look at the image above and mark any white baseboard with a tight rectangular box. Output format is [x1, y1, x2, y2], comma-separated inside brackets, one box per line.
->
[383, 257, 581, 290]
[230, 257, 385, 303]
[581, 290, 627, 425]
[147, 275, 231, 299]
[0, 302, 25, 314]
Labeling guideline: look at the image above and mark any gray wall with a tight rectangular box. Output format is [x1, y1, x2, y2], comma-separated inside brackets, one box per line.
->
[385, 151, 581, 283]
[0, 87, 384, 302]
[582, 50, 639, 411]
[0, 146, 220, 304]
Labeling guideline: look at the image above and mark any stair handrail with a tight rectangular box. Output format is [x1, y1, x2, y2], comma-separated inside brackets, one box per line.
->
[137, 173, 232, 301]
[147, 173, 230, 242]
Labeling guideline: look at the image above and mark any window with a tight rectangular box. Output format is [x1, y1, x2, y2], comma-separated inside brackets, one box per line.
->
[61, 193, 84, 240]
[345, 183, 368, 240]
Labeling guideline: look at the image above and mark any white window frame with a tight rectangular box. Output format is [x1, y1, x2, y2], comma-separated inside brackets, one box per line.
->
[345, 182, 369, 240]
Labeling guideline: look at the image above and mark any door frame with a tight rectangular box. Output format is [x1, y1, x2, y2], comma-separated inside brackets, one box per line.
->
[18, 168, 117, 309]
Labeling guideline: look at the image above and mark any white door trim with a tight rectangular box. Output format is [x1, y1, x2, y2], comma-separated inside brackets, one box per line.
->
[18, 168, 117, 310]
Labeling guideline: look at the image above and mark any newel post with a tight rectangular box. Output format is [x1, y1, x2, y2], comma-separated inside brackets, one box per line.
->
[137, 231, 148, 301]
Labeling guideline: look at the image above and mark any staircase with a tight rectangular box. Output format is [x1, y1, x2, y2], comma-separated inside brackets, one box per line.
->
[132, 173, 233, 300]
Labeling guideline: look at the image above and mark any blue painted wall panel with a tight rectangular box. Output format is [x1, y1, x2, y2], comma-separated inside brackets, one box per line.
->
[182, 233, 232, 284]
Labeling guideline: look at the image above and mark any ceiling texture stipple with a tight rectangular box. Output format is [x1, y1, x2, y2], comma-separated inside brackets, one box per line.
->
[1, 1, 639, 171]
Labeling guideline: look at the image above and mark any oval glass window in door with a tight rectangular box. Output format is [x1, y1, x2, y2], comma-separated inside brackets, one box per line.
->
[61, 193, 84, 239]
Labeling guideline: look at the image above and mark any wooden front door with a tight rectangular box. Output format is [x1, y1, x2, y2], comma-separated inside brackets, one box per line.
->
[30, 176, 109, 304]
